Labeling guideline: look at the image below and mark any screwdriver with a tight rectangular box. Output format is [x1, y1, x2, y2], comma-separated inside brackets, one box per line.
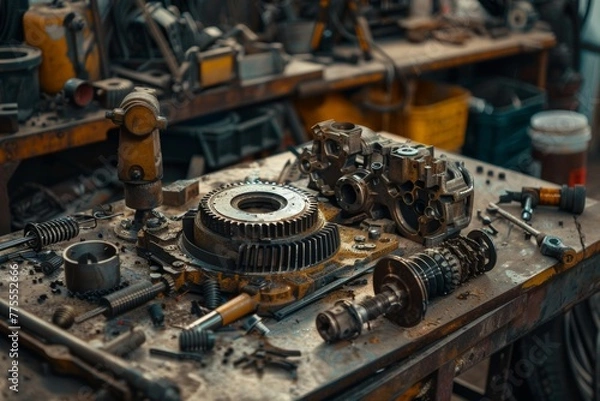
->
[487, 203, 576, 267]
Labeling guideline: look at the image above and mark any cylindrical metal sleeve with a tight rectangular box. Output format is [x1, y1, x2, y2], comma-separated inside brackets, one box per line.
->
[63, 240, 120, 292]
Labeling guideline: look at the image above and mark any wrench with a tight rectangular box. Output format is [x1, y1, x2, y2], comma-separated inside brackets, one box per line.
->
[487, 203, 577, 267]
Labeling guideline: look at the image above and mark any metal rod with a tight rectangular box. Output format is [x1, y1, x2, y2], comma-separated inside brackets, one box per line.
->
[487, 203, 542, 236]
[0, 298, 181, 401]
[74, 306, 106, 324]
[0, 236, 32, 253]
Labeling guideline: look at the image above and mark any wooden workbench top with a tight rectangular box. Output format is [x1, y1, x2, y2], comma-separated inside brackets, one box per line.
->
[1, 132, 598, 400]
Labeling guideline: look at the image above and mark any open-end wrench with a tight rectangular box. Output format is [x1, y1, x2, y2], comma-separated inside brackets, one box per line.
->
[487, 203, 577, 267]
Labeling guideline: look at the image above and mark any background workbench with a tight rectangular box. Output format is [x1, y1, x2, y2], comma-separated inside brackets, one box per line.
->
[0, 29, 556, 230]
[0, 134, 598, 400]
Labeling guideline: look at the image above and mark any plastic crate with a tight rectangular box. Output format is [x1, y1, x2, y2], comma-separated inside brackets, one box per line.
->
[163, 104, 284, 169]
[462, 78, 546, 166]
[396, 81, 470, 151]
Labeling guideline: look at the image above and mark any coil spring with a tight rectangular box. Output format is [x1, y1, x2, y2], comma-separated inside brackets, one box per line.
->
[179, 329, 216, 352]
[201, 278, 220, 310]
[52, 305, 76, 329]
[100, 281, 160, 316]
[25, 216, 79, 251]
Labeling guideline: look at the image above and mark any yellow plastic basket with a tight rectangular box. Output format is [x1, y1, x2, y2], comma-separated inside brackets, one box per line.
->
[396, 81, 470, 151]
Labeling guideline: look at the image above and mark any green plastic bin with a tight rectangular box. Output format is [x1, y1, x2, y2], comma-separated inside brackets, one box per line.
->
[462, 78, 546, 168]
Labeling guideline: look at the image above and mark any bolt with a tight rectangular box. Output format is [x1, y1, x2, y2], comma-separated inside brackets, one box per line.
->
[354, 235, 366, 242]
[120, 219, 133, 230]
[171, 261, 184, 269]
[368, 228, 381, 240]
[243, 314, 270, 336]
[129, 166, 143, 181]
[146, 218, 161, 228]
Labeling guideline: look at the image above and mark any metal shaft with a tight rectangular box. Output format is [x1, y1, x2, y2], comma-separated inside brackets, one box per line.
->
[75, 306, 106, 324]
[487, 203, 576, 267]
[487, 203, 542, 236]
[0, 236, 33, 253]
[0, 298, 180, 401]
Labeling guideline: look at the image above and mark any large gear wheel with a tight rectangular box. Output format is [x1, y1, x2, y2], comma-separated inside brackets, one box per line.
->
[189, 181, 341, 274]
[199, 182, 319, 240]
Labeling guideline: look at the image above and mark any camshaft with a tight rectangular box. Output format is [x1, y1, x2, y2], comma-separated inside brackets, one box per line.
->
[316, 230, 497, 342]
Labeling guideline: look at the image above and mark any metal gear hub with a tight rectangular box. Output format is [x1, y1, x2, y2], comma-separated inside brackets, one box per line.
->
[199, 182, 319, 240]
[190, 181, 341, 274]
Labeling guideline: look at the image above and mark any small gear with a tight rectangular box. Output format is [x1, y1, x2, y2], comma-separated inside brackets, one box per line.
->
[438, 248, 462, 291]
[93, 78, 134, 109]
[160, 275, 176, 295]
[425, 249, 457, 295]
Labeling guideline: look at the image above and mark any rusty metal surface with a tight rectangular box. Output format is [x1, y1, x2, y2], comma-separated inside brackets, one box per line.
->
[0, 137, 599, 400]
[0, 59, 323, 165]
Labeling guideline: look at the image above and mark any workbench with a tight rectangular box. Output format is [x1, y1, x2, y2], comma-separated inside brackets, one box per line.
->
[0, 29, 556, 233]
[0, 135, 598, 400]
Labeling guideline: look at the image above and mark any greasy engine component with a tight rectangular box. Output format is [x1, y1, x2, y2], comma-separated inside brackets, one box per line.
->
[74, 275, 175, 323]
[63, 240, 121, 293]
[498, 184, 586, 222]
[487, 203, 577, 267]
[201, 277, 221, 310]
[316, 229, 497, 342]
[0, 215, 80, 253]
[52, 305, 77, 329]
[0, 45, 41, 121]
[102, 328, 147, 357]
[233, 340, 301, 379]
[63, 78, 94, 107]
[0, 298, 181, 401]
[179, 329, 216, 352]
[23, 1, 101, 94]
[106, 87, 167, 241]
[299, 120, 474, 246]
[93, 78, 135, 109]
[190, 181, 340, 273]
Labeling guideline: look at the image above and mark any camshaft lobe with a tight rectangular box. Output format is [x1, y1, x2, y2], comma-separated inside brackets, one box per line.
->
[316, 230, 497, 342]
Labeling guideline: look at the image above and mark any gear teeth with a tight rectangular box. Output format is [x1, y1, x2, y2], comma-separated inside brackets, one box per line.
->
[161, 275, 176, 294]
[424, 249, 456, 295]
[237, 224, 340, 273]
[199, 181, 319, 240]
[195, 181, 340, 273]
[437, 248, 461, 292]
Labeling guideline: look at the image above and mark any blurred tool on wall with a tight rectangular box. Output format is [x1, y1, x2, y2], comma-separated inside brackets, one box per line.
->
[23, 0, 102, 94]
